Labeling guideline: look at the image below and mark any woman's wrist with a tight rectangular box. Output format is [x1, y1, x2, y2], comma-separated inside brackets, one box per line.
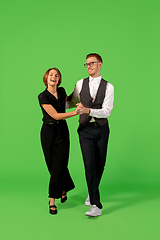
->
[74, 110, 78, 115]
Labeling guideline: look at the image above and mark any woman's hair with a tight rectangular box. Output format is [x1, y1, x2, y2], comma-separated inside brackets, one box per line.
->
[43, 67, 62, 87]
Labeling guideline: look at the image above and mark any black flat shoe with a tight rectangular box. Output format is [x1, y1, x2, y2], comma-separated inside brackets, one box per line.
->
[61, 192, 67, 203]
[49, 201, 57, 215]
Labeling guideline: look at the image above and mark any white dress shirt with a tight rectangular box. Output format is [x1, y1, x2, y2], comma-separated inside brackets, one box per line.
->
[66, 75, 114, 120]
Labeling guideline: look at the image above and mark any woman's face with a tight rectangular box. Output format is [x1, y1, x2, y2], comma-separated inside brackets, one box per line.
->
[47, 69, 60, 87]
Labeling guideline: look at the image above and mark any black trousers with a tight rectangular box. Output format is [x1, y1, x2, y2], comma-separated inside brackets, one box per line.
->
[40, 121, 75, 199]
[78, 122, 110, 209]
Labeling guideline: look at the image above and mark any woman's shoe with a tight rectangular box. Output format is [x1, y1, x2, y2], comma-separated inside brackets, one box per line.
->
[49, 201, 57, 214]
[61, 192, 67, 203]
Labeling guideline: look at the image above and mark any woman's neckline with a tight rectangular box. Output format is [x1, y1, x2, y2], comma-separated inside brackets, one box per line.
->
[46, 88, 58, 100]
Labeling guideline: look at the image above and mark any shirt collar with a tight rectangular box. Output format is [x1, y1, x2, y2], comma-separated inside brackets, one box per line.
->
[89, 75, 102, 82]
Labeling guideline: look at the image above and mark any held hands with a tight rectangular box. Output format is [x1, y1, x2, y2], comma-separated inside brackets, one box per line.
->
[76, 103, 90, 115]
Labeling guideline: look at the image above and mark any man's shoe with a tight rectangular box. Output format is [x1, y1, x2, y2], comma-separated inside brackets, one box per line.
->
[85, 195, 91, 206]
[85, 205, 102, 217]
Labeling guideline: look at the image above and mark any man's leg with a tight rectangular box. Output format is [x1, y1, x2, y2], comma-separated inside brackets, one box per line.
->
[78, 124, 102, 209]
[95, 123, 110, 187]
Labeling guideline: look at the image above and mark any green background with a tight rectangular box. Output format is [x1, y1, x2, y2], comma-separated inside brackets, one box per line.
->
[0, 0, 160, 239]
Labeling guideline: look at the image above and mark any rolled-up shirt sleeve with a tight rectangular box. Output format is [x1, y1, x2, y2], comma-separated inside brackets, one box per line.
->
[89, 83, 114, 118]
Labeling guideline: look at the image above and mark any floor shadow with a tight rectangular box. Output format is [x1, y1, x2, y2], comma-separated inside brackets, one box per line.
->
[51, 185, 160, 214]
[101, 185, 160, 216]
[57, 192, 87, 210]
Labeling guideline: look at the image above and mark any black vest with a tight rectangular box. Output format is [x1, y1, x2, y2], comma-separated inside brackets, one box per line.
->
[79, 77, 108, 126]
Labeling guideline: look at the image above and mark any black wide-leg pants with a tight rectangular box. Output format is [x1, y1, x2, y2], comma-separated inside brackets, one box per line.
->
[78, 122, 110, 209]
[40, 121, 75, 199]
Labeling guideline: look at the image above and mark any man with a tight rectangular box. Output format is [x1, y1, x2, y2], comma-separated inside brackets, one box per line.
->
[66, 53, 114, 216]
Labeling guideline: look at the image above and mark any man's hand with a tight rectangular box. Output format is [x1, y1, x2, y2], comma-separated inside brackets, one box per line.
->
[76, 103, 90, 115]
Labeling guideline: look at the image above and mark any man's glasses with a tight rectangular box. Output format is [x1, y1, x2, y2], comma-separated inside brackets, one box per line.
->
[84, 61, 100, 68]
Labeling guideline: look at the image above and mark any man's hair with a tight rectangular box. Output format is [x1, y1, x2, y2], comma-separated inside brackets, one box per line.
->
[86, 53, 103, 63]
[43, 67, 62, 87]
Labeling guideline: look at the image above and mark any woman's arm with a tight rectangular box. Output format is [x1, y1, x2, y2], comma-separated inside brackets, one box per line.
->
[41, 104, 78, 120]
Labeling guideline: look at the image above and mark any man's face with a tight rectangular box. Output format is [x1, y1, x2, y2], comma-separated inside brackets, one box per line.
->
[86, 56, 102, 78]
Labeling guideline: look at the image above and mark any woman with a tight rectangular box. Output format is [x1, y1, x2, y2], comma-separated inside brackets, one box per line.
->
[38, 67, 77, 215]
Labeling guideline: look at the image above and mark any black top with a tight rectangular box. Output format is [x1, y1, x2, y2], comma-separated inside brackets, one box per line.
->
[38, 87, 66, 123]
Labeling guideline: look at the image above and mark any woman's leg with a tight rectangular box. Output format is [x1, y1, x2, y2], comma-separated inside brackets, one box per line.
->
[49, 198, 56, 210]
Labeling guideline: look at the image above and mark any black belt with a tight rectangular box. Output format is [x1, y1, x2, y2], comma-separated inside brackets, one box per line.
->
[44, 120, 63, 125]
[87, 122, 99, 126]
